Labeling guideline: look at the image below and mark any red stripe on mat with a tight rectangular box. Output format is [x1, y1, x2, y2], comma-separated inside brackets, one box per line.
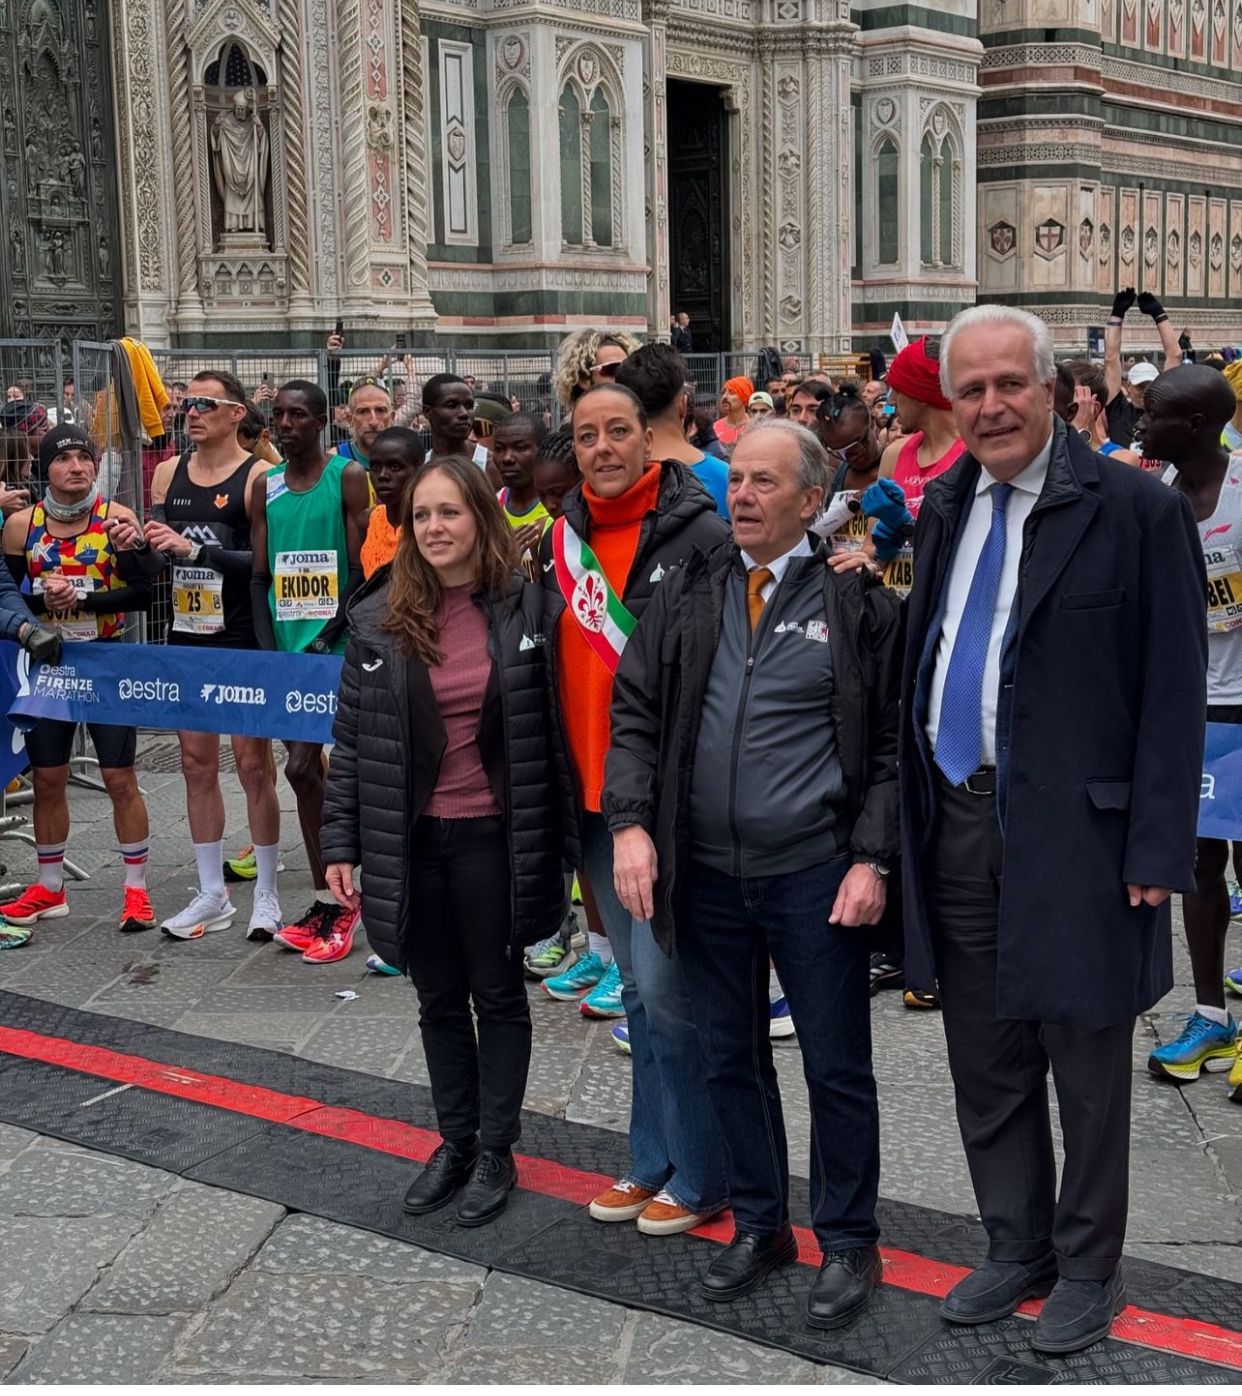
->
[1, 1023, 1240, 1371]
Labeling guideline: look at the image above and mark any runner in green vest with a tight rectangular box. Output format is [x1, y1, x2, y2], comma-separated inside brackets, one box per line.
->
[249, 379, 370, 966]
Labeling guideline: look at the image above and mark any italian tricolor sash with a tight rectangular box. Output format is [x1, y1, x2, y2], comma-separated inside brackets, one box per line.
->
[551, 516, 637, 675]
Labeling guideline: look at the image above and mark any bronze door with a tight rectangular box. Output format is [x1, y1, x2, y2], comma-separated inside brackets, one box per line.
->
[667, 80, 729, 354]
[0, 0, 122, 341]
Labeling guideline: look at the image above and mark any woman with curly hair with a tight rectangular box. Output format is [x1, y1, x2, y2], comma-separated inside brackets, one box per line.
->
[553, 330, 642, 412]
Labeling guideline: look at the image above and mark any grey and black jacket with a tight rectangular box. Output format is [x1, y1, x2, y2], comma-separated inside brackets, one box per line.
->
[601, 536, 903, 955]
[320, 565, 566, 970]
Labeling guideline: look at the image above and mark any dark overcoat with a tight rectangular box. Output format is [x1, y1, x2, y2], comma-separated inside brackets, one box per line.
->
[900, 417, 1208, 1030]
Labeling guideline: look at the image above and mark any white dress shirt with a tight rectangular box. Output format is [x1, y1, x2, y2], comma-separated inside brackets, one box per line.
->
[926, 434, 1052, 767]
[740, 534, 814, 603]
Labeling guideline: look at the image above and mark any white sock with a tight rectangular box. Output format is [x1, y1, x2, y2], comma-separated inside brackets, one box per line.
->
[36, 842, 65, 892]
[769, 966, 783, 1005]
[1197, 1002, 1231, 1027]
[119, 840, 148, 889]
[589, 932, 613, 964]
[193, 840, 226, 898]
[252, 843, 280, 894]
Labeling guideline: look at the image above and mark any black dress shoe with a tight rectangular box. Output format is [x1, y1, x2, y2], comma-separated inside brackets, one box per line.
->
[402, 1139, 479, 1215]
[456, 1150, 518, 1227]
[700, 1227, 798, 1302]
[1031, 1269, 1126, 1354]
[941, 1256, 1057, 1325]
[806, 1245, 883, 1329]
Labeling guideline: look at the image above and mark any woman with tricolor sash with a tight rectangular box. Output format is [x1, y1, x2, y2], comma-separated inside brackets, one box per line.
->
[539, 382, 733, 1237]
[321, 455, 565, 1228]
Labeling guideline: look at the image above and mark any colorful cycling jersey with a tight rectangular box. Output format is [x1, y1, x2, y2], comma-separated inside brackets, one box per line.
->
[25, 496, 124, 641]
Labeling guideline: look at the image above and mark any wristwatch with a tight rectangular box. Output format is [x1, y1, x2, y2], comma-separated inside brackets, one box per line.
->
[862, 860, 890, 879]
[185, 540, 203, 564]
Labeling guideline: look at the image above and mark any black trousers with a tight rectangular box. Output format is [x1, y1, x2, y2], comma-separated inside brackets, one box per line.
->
[406, 815, 531, 1152]
[926, 780, 1132, 1281]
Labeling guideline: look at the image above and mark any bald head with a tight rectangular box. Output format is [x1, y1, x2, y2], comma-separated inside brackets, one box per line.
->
[1141, 364, 1238, 466]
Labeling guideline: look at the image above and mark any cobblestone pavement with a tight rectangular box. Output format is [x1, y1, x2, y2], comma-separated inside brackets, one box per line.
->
[0, 738, 1238, 1381]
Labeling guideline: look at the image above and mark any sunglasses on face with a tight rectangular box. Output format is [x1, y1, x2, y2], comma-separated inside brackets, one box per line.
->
[591, 362, 620, 379]
[183, 395, 235, 415]
[828, 430, 872, 462]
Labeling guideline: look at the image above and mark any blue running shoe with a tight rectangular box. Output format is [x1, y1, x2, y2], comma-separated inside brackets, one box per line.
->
[524, 931, 571, 980]
[543, 950, 605, 1001]
[612, 1022, 630, 1055]
[581, 959, 625, 1018]
[1231, 882, 1242, 920]
[770, 996, 795, 1038]
[1226, 968, 1242, 997]
[365, 953, 401, 976]
[1148, 1011, 1238, 1081]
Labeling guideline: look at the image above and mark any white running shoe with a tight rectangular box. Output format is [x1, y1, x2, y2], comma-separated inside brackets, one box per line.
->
[160, 888, 236, 940]
[246, 888, 283, 943]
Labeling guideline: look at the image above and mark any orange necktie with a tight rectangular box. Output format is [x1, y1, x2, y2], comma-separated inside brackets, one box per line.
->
[747, 566, 774, 632]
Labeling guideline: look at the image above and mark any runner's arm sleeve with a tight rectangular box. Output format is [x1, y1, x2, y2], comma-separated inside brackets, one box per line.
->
[602, 577, 675, 834]
[312, 562, 364, 651]
[198, 543, 253, 579]
[250, 568, 277, 650]
[79, 547, 155, 613]
[1122, 487, 1208, 892]
[320, 635, 364, 868]
[3, 554, 44, 617]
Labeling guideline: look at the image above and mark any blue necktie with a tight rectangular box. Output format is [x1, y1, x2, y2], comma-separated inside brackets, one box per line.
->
[934, 483, 1014, 786]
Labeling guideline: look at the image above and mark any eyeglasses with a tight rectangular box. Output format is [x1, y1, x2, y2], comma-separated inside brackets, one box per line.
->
[591, 362, 620, 380]
[827, 430, 873, 462]
[183, 395, 236, 415]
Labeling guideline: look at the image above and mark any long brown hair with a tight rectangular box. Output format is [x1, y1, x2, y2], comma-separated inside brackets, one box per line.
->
[381, 455, 516, 664]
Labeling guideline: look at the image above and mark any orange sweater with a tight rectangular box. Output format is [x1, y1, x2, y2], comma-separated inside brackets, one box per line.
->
[559, 464, 662, 812]
[361, 507, 401, 579]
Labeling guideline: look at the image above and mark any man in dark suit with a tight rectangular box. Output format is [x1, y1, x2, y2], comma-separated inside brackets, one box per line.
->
[899, 305, 1207, 1354]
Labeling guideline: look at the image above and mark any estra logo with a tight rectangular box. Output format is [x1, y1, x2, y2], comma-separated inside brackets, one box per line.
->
[285, 690, 337, 716]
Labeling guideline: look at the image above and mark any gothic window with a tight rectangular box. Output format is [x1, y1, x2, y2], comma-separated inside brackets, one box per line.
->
[589, 88, 613, 248]
[507, 89, 532, 246]
[919, 113, 960, 271]
[876, 138, 899, 266]
[559, 86, 583, 247]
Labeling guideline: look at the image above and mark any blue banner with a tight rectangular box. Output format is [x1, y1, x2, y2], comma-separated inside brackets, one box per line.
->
[7, 643, 344, 745]
[0, 643, 27, 786]
[1201, 722, 1242, 841]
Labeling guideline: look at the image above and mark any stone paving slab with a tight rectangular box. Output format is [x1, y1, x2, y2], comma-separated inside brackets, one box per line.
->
[10, 1313, 186, 1384]
[0, 1214, 145, 1332]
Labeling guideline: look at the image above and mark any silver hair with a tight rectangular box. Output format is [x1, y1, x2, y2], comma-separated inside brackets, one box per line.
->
[939, 304, 1056, 399]
[736, 415, 832, 495]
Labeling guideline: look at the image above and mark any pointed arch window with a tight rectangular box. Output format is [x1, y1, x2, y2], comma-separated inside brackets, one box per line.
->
[876, 138, 899, 265]
[507, 88, 532, 246]
[558, 62, 622, 251]
[920, 119, 960, 270]
[559, 86, 583, 247]
[588, 88, 613, 247]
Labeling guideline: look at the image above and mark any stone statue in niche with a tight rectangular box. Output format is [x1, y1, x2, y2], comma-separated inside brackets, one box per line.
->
[96, 233, 109, 280]
[210, 89, 269, 238]
[89, 115, 102, 163]
[2, 109, 14, 153]
[59, 140, 85, 197]
[10, 227, 24, 275]
[44, 229, 68, 279]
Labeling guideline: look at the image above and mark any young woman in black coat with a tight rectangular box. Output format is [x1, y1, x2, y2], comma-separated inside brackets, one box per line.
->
[322, 456, 564, 1226]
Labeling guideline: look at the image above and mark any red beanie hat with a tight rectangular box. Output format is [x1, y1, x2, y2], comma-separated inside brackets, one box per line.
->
[886, 339, 952, 413]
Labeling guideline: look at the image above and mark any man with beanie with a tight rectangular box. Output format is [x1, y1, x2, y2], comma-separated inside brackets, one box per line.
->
[1103, 287, 1183, 450]
[713, 377, 754, 446]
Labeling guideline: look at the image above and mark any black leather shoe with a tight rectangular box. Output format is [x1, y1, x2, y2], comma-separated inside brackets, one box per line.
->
[700, 1227, 798, 1302]
[941, 1256, 1057, 1325]
[402, 1139, 479, 1215]
[456, 1150, 518, 1227]
[1031, 1269, 1126, 1354]
[806, 1245, 883, 1330]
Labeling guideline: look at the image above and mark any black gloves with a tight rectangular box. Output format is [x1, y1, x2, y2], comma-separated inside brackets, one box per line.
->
[1110, 287, 1137, 320]
[21, 624, 61, 667]
[1137, 291, 1168, 324]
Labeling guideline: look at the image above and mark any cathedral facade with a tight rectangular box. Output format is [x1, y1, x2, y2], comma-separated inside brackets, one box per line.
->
[0, 0, 1237, 352]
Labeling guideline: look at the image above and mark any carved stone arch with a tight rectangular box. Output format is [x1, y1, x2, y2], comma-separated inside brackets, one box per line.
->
[555, 41, 626, 253]
[556, 40, 625, 106]
[919, 103, 962, 270]
[185, 0, 278, 81]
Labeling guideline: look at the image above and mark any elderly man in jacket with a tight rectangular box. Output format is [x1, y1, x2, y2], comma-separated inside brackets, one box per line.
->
[900, 304, 1206, 1355]
[603, 417, 902, 1327]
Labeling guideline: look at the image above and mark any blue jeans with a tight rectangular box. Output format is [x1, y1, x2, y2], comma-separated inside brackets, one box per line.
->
[580, 813, 729, 1213]
[680, 855, 880, 1248]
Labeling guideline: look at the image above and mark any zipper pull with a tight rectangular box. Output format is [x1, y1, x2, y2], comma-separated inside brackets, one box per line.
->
[746, 655, 754, 673]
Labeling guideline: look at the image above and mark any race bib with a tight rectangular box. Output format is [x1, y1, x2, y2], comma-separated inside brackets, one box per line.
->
[881, 545, 915, 598]
[828, 492, 870, 554]
[274, 550, 339, 623]
[172, 565, 225, 635]
[33, 578, 99, 642]
[1206, 545, 1242, 633]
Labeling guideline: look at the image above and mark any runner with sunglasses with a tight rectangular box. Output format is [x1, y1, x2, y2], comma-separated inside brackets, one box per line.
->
[812, 387, 883, 555]
[131, 370, 283, 943]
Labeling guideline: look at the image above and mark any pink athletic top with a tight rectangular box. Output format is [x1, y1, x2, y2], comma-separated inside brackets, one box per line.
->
[891, 431, 966, 515]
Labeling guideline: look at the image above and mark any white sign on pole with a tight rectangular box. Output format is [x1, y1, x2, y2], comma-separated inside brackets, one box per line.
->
[890, 313, 909, 353]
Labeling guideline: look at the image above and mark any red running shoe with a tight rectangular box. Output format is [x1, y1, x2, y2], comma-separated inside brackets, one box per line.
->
[119, 887, 156, 933]
[272, 899, 338, 952]
[302, 905, 360, 964]
[0, 883, 68, 926]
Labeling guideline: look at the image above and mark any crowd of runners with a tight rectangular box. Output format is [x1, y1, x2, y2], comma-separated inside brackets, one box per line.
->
[0, 291, 1237, 1352]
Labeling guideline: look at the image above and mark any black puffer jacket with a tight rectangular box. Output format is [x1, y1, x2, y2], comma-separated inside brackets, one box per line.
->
[538, 460, 730, 814]
[320, 566, 565, 970]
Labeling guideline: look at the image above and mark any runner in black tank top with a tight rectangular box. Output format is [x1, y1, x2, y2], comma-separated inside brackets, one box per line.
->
[159, 449, 258, 648]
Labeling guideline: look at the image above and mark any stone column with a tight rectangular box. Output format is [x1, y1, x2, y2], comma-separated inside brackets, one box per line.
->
[642, 0, 671, 340]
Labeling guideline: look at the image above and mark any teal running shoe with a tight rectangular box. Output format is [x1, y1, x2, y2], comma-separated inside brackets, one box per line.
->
[542, 950, 605, 1001]
[524, 932, 571, 980]
[611, 1022, 630, 1055]
[1148, 1011, 1238, 1082]
[1230, 881, 1242, 920]
[581, 959, 625, 1019]
[0, 925, 32, 950]
[365, 953, 401, 977]
[1226, 967, 1242, 997]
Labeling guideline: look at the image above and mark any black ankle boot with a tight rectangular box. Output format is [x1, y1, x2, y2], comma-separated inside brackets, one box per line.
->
[402, 1139, 479, 1215]
[456, 1150, 517, 1227]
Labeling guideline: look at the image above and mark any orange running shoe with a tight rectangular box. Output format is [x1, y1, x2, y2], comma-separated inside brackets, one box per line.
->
[119, 886, 156, 933]
[0, 883, 68, 927]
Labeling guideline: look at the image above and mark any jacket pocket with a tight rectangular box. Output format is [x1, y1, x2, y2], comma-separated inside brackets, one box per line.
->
[1086, 779, 1132, 811]
[1061, 587, 1125, 610]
